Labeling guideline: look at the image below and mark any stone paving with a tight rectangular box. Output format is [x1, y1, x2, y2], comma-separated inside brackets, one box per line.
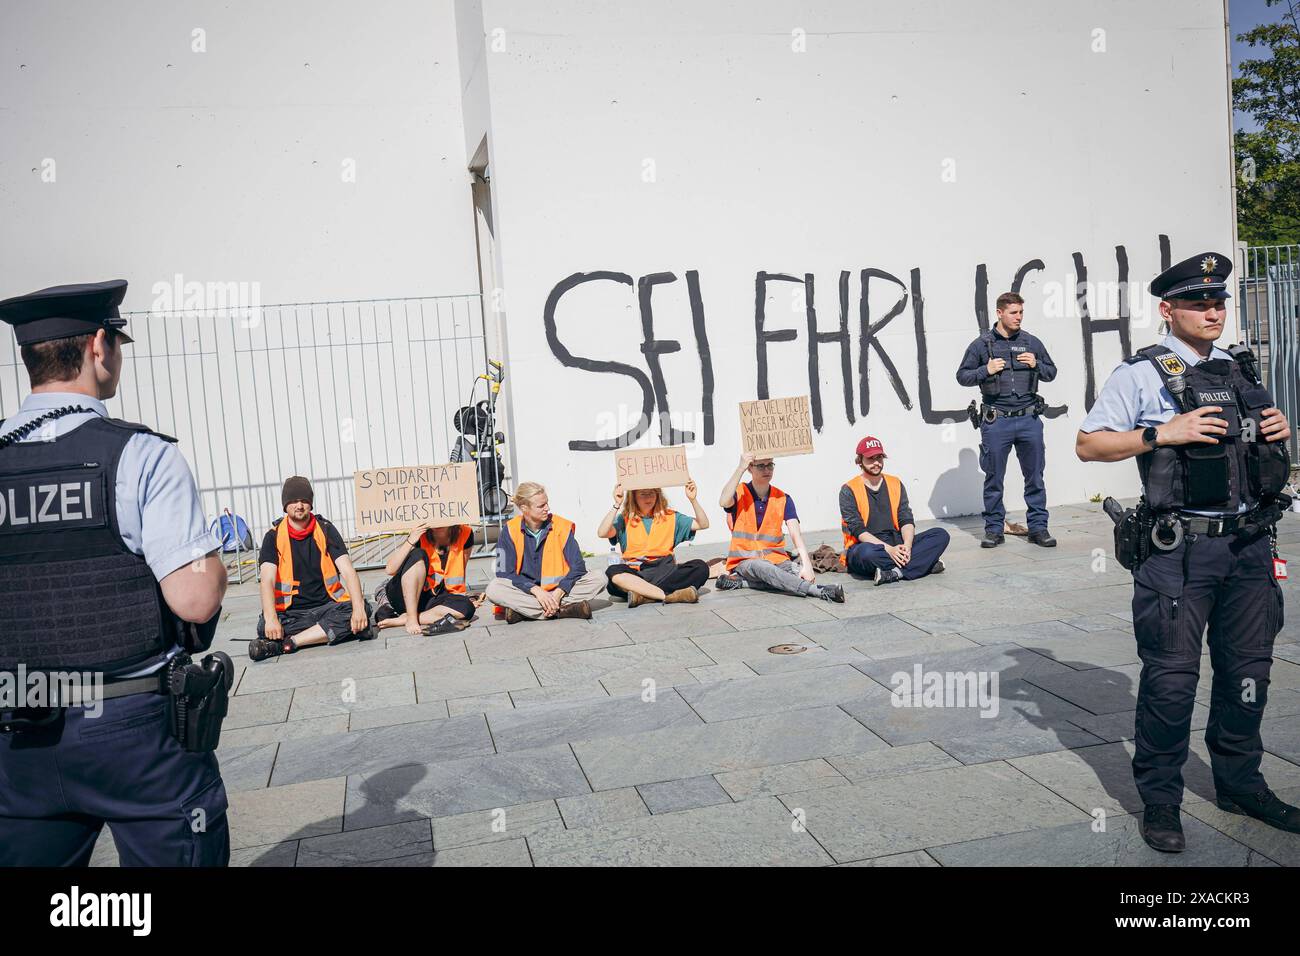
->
[90, 502, 1300, 866]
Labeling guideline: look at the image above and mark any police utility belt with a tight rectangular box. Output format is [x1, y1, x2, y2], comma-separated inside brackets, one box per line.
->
[0, 651, 234, 752]
[966, 396, 1045, 428]
[1103, 496, 1289, 572]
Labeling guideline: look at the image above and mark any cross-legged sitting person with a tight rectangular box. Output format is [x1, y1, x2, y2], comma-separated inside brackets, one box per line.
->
[715, 452, 845, 603]
[596, 481, 710, 607]
[251, 476, 372, 661]
[373, 522, 482, 635]
[840, 435, 950, 585]
[485, 481, 607, 624]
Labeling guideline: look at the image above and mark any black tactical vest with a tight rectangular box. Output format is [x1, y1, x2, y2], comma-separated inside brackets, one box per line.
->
[979, 330, 1038, 406]
[0, 415, 173, 672]
[1127, 344, 1290, 513]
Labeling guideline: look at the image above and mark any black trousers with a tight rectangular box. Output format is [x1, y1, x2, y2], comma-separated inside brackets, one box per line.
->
[606, 555, 710, 599]
[1131, 529, 1283, 805]
[256, 598, 363, 644]
[379, 549, 477, 620]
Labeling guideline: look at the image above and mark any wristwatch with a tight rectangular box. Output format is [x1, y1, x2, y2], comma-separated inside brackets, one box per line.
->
[1142, 425, 1159, 449]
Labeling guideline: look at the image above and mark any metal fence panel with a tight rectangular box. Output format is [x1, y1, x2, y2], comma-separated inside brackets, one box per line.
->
[1237, 244, 1300, 464]
[0, 294, 508, 577]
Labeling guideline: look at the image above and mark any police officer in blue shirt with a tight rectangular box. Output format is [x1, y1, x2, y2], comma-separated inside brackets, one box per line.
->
[0, 280, 232, 866]
[1077, 252, 1297, 852]
[957, 292, 1059, 548]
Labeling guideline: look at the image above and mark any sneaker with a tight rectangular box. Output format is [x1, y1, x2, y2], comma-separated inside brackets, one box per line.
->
[1216, 788, 1300, 833]
[873, 567, 903, 587]
[1139, 804, 1185, 852]
[627, 591, 657, 608]
[554, 601, 593, 621]
[664, 586, 699, 604]
[248, 636, 294, 662]
[817, 583, 846, 603]
[715, 573, 745, 591]
[931, 560, 945, 575]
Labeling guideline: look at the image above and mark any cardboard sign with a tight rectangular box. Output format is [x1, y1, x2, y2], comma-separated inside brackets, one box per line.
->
[739, 395, 814, 457]
[353, 463, 481, 535]
[614, 445, 690, 491]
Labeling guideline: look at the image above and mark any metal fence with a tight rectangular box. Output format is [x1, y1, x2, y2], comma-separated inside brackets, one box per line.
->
[1237, 244, 1300, 463]
[0, 294, 511, 579]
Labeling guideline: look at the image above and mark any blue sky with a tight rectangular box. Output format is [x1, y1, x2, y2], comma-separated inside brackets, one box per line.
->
[1230, 0, 1296, 131]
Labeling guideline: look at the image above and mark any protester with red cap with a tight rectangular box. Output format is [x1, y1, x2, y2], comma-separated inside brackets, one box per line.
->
[838, 436, 950, 585]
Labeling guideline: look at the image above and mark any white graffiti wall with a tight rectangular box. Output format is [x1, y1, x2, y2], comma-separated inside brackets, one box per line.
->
[472, 0, 1237, 546]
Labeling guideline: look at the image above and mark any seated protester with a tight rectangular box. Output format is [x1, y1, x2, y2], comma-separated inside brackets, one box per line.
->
[485, 481, 607, 624]
[715, 453, 845, 603]
[374, 522, 482, 635]
[596, 481, 710, 607]
[840, 436, 951, 586]
[251, 476, 372, 661]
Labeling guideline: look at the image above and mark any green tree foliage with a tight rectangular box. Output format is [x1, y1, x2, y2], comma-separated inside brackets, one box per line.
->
[1234, 0, 1300, 244]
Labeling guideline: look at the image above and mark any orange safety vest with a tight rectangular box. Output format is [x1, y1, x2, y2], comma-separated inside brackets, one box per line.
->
[274, 517, 349, 612]
[419, 525, 471, 595]
[727, 484, 790, 570]
[840, 474, 901, 566]
[621, 510, 677, 569]
[506, 515, 574, 591]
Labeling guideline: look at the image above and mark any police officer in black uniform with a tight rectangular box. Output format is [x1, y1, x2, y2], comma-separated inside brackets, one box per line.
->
[0, 281, 232, 866]
[1078, 252, 1297, 852]
[957, 292, 1059, 548]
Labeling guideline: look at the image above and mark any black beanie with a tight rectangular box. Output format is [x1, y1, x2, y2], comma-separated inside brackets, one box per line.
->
[282, 475, 314, 510]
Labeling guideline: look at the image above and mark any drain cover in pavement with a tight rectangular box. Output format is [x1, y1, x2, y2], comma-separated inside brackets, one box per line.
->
[768, 644, 808, 655]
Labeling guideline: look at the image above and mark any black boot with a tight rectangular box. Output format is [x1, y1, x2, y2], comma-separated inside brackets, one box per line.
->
[980, 532, 1004, 549]
[1216, 788, 1300, 833]
[1028, 531, 1057, 547]
[1139, 804, 1185, 852]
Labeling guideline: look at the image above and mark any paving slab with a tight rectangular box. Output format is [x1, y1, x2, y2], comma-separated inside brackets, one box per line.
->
[219, 715, 351, 748]
[714, 758, 849, 801]
[557, 788, 650, 829]
[288, 673, 416, 721]
[343, 745, 591, 829]
[689, 626, 819, 664]
[838, 850, 939, 867]
[637, 775, 732, 814]
[826, 742, 965, 783]
[789, 762, 1087, 862]
[270, 715, 494, 787]
[740, 647, 869, 676]
[216, 742, 278, 792]
[487, 690, 701, 752]
[447, 692, 516, 717]
[527, 638, 713, 686]
[529, 797, 832, 867]
[616, 608, 737, 642]
[468, 621, 631, 661]
[431, 838, 533, 867]
[348, 700, 451, 730]
[1023, 663, 1143, 715]
[1183, 783, 1300, 866]
[891, 600, 1072, 635]
[572, 706, 887, 791]
[928, 812, 1275, 867]
[675, 665, 876, 722]
[413, 659, 541, 701]
[230, 842, 300, 867]
[225, 689, 293, 729]
[228, 776, 346, 850]
[688, 661, 758, 682]
[296, 820, 433, 866]
[510, 683, 610, 708]
[431, 800, 564, 849]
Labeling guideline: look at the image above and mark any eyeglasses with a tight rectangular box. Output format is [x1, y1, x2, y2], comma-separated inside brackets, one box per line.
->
[752, 463, 775, 471]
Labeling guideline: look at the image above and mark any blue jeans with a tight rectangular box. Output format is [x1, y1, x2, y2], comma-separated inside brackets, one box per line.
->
[845, 528, 950, 580]
[979, 413, 1047, 534]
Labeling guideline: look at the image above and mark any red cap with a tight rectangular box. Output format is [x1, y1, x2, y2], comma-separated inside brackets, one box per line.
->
[855, 436, 886, 458]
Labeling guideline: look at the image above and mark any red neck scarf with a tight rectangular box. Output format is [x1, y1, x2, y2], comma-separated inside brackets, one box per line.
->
[286, 514, 317, 540]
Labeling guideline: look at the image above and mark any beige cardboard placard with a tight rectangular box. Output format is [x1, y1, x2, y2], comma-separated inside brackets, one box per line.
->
[739, 395, 814, 457]
[614, 445, 690, 491]
[353, 463, 481, 534]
